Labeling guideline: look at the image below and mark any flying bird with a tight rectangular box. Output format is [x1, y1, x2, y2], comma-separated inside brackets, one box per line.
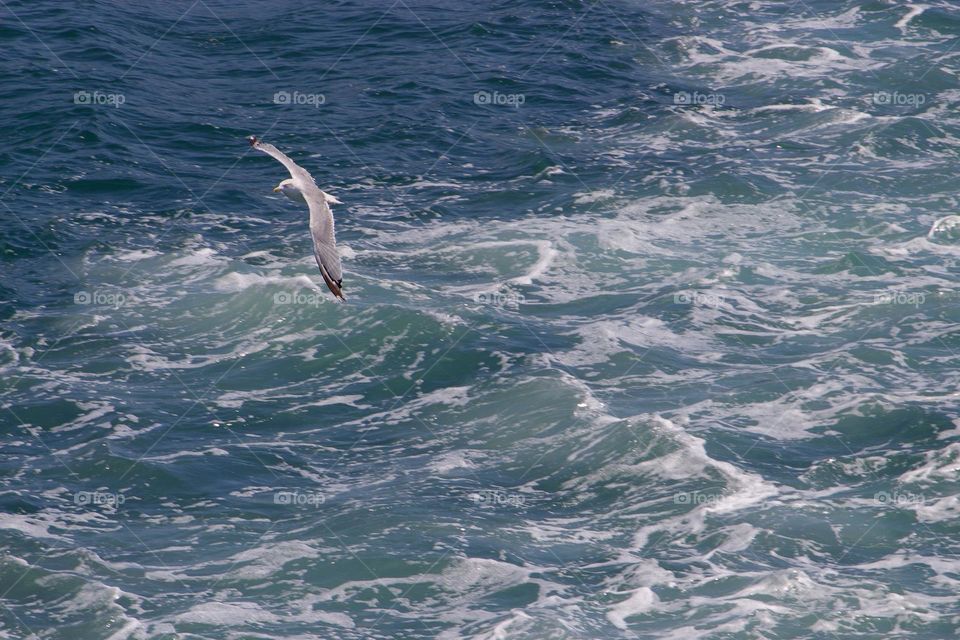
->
[247, 135, 345, 301]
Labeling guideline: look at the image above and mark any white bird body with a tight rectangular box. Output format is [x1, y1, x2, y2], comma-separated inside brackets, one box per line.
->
[277, 178, 342, 205]
[247, 136, 345, 300]
[277, 178, 306, 203]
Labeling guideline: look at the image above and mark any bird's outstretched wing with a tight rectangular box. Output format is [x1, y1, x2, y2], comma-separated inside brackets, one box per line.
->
[305, 192, 345, 301]
[247, 135, 316, 186]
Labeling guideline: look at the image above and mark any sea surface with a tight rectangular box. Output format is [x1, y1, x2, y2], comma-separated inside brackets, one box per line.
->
[2, 1, 960, 638]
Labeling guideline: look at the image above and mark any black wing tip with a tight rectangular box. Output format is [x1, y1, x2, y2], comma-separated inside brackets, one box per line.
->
[318, 264, 346, 302]
[246, 135, 259, 147]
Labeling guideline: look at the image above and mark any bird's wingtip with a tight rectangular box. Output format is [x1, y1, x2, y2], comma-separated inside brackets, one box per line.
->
[246, 135, 259, 147]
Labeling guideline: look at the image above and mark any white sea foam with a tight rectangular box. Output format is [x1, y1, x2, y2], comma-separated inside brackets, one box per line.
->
[607, 587, 659, 629]
[214, 270, 318, 293]
[175, 602, 279, 625]
[896, 4, 929, 31]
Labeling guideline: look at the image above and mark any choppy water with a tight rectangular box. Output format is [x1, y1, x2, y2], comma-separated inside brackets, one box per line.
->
[3, 0, 960, 638]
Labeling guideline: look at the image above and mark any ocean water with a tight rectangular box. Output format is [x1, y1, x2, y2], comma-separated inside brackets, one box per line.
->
[3, 0, 960, 637]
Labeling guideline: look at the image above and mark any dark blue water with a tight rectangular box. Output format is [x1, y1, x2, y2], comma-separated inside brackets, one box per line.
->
[3, 1, 960, 638]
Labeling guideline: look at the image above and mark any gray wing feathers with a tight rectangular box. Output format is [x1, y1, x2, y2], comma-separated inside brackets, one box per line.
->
[253, 141, 316, 185]
[307, 195, 343, 283]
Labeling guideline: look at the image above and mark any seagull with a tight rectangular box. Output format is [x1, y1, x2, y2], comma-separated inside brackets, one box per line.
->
[247, 135, 345, 301]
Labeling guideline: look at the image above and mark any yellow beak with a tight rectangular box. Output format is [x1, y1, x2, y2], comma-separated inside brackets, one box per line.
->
[272, 186, 281, 192]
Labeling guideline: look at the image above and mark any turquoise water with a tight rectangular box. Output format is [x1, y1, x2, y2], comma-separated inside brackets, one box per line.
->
[3, 0, 960, 638]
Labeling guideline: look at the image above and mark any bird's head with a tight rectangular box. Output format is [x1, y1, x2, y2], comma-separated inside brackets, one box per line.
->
[273, 178, 304, 201]
[273, 178, 293, 193]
